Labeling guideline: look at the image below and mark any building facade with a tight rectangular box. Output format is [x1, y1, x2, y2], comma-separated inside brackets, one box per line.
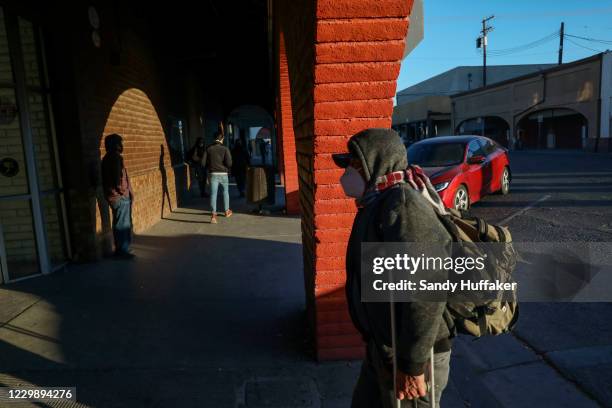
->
[0, 0, 416, 360]
[452, 53, 611, 151]
[393, 64, 554, 145]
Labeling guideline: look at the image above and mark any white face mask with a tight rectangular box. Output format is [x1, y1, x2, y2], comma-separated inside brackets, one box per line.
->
[340, 165, 366, 198]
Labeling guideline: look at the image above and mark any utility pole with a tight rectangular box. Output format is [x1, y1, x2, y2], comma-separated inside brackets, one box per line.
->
[477, 15, 495, 87]
[558, 22, 565, 65]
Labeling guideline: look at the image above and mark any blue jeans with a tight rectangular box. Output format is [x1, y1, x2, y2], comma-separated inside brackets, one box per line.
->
[110, 196, 132, 254]
[210, 173, 230, 214]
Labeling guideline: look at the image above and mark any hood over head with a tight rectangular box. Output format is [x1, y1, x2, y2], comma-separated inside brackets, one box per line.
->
[346, 128, 408, 190]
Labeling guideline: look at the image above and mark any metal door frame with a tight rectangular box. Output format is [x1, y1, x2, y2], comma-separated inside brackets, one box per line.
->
[0, 12, 51, 282]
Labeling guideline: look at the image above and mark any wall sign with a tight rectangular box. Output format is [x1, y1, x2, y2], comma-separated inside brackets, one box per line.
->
[88, 6, 100, 29]
[92, 30, 101, 48]
[0, 100, 17, 125]
[0, 158, 19, 178]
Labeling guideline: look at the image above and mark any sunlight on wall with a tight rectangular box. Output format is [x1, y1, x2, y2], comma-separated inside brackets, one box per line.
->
[96, 88, 176, 236]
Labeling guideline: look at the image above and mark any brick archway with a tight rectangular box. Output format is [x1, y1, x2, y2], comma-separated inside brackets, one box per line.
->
[97, 88, 177, 243]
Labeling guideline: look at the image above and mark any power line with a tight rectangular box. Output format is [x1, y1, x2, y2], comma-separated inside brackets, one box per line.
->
[565, 33, 612, 45]
[480, 30, 560, 56]
[565, 37, 605, 53]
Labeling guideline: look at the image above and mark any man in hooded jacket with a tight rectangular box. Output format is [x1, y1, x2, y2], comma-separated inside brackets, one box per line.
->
[101, 133, 134, 259]
[333, 128, 453, 407]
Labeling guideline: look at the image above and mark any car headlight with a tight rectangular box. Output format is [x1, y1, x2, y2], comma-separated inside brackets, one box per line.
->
[434, 181, 450, 192]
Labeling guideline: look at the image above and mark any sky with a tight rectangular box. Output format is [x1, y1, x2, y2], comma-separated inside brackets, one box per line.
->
[396, 0, 612, 94]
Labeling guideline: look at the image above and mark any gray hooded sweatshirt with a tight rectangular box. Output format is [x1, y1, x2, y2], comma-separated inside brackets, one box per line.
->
[345, 128, 453, 376]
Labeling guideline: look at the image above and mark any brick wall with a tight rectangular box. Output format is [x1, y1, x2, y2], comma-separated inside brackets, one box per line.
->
[97, 88, 177, 237]
[312, 0, 412, 360]
[276, 0, 318, 335]
[48, 5, 183, 259]
[280, 0, 413, 360]
[276, 29, 300, 215]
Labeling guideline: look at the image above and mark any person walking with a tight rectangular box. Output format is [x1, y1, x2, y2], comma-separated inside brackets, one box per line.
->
[188, 137, 209, 198]
[231, 139, 249, 197]
[203, 130, 233, 224]
[101, 133, 135, 259]
[332, 128, 453, 407]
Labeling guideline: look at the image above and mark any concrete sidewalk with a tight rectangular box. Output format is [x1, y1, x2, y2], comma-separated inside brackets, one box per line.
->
[0, 197, 361, 407]
[0, 195, 604, 407]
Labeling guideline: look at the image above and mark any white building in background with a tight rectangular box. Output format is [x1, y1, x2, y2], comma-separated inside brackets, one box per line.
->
[393, 64, 555, 145]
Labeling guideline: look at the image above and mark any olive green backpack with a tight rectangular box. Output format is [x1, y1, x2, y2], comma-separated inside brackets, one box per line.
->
[438, 208, 519, 337]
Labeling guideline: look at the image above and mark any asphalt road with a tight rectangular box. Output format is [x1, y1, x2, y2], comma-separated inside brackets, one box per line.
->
[468, 150, 612, 406]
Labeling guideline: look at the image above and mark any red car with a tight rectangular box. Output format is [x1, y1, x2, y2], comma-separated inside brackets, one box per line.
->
[407, 135, 511, 210]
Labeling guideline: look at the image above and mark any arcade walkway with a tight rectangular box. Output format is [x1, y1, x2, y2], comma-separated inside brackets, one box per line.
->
[0, 196, 362, 407]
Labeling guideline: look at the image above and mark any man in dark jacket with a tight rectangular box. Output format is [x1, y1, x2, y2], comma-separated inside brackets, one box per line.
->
[333, 128, 453, 407]
[101, 133, 134, 259]
[203, 131, 233, 224]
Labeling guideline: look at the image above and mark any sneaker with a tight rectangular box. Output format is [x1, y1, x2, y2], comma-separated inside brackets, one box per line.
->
[114, 251, 136, 260]
[211, 215, 218, 224]
[225, 209, 233, 218]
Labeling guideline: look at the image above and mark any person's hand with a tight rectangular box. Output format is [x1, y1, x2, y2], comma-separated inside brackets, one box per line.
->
[396, 371, 427, 400]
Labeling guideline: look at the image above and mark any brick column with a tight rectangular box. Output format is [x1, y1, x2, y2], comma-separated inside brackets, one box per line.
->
[277, 0, 413, 360]
[276, 30, 301, 215]
[312, 0, 413, 360]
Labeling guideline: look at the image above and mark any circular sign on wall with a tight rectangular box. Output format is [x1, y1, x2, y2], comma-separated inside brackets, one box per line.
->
[88, 6, 100, 29]
[0, 99, 17, 125]
[92, 30, 101, 48]
[0, 157, 19, 178]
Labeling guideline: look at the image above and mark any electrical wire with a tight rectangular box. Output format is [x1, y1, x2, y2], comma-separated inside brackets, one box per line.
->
[479, 30, 560, 56]
[565, 37, 605, 53]
[565, 33, 612, 45]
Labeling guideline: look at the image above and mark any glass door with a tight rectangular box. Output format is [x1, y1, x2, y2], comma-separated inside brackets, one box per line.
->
[0, 8, 69, 283]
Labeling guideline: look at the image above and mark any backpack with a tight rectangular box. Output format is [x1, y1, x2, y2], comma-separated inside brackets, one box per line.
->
[372, 166, 519, 338]
[438, 208, 519, 337]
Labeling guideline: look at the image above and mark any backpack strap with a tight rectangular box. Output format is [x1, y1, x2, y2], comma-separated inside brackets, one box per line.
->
[475, 217, 488, 241]
[493, 225, 509, 243]
[476, 306, 489, 336]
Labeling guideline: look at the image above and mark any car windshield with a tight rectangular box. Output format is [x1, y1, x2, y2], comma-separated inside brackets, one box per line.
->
[408, 142, 466, 167]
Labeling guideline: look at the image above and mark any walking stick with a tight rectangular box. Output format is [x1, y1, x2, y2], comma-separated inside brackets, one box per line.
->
[389, 268, 401, 408]
[390, 299, 401, 408]
[390, 291, 437, 408]
[389, 277, 436, 408]
[430, 347, 436, 408]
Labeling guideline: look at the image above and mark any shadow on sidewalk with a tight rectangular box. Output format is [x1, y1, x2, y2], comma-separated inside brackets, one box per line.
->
[0, 217, 308, 407]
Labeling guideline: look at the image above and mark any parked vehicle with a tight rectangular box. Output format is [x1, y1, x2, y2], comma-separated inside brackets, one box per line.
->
[407, 135, 511, 210]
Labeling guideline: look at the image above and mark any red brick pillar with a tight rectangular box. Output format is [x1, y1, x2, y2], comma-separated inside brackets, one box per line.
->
[276, 30, 301, 215]
[312, 0, 413, 360]
[277, 0, 413, 360]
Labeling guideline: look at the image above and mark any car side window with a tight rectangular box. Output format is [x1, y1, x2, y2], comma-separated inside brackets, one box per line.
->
[466, 140, 484, 159]
[483, 140, 496, 155]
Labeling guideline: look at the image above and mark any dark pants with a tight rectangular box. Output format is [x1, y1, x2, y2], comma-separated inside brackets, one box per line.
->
[352, 341, 451, 408]
[110, 196, 132, 254]
[234, 169, 246, 196]
[194, 164, 208, 197]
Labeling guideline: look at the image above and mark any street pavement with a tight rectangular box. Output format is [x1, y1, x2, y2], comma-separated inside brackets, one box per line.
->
[0, 150, 611, 407]
[459, 149, 612, 408]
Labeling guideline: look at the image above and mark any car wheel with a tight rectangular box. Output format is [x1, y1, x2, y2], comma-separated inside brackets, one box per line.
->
[453, 185, 470, 211]
[499, 167, 510, 195]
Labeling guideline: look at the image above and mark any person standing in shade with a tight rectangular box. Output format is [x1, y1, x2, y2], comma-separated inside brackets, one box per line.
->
[188, 137, 209, 198]
[203, 130, 233, 224]
[101, 133, 135, 259]
[231, 138, 249, 197]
